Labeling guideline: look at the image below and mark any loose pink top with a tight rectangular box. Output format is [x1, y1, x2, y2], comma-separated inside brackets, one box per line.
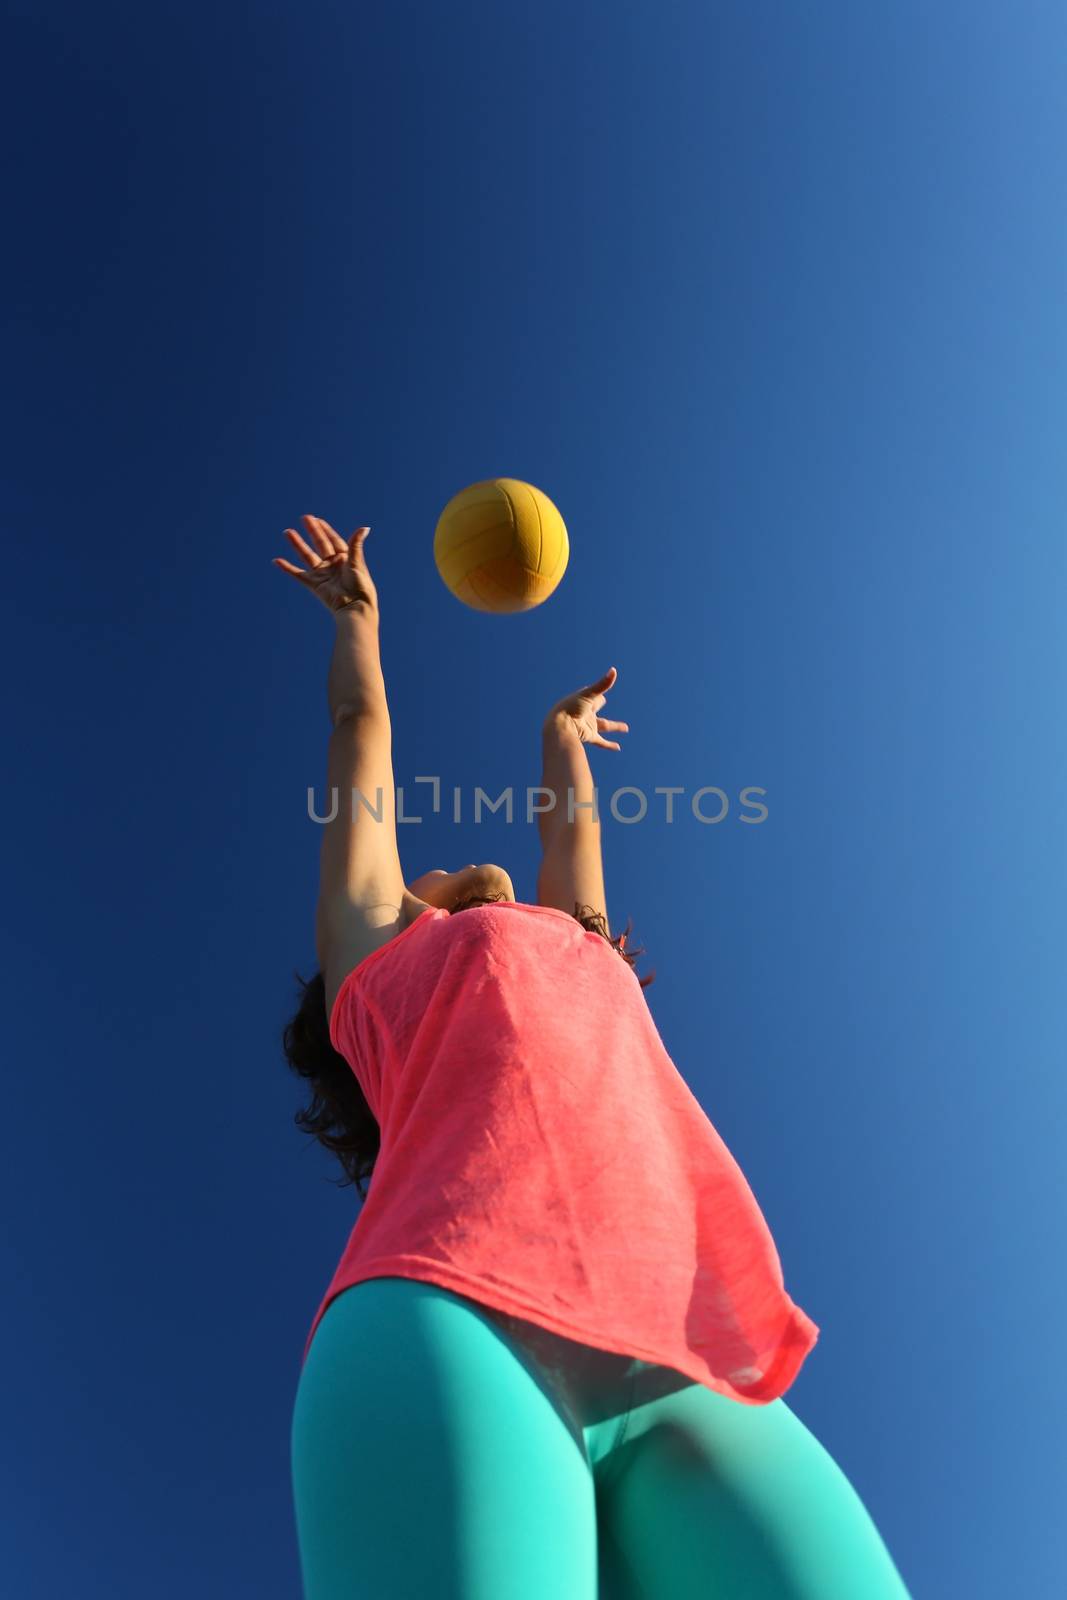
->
[304, 901, 819, 1404]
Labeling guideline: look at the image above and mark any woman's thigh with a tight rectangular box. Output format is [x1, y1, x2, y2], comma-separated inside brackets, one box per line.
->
[291, 1277, 599, 1600]
[598, 1384, 914, 1600]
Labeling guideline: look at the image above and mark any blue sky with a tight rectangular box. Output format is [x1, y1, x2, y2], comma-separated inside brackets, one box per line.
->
[5, 2, 1065, 1594]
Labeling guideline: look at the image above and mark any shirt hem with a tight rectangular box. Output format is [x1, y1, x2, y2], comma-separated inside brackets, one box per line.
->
[302, 1256, 819, 1407]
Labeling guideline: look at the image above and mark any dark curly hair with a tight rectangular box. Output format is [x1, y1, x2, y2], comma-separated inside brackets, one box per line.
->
[282, 894, 654, 1197]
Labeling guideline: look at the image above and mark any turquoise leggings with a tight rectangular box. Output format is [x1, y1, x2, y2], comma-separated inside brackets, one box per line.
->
[291, 1277, 913, 1599]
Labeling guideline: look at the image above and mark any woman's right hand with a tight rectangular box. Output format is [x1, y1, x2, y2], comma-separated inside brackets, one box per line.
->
[543, 667, 628, 750]
[273, 515, 379, 615]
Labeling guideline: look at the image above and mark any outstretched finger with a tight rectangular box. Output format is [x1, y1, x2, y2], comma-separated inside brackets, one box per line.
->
[347, 526, 372, 566]
[597, 718, 629, 733]
[323, 523, 348, 556]
[273, 558, 314, 584]
[283, 528, 322, 567]
[591, 735, 622, 752]
[302, 515, 337, 559]
[586, 666, 618, 695]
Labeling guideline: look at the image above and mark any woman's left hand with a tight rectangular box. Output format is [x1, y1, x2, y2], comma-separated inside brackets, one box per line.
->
[543, 667, 629, 751]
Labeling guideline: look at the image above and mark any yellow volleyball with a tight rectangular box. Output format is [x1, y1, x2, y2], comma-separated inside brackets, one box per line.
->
[433, 478, 569, 613]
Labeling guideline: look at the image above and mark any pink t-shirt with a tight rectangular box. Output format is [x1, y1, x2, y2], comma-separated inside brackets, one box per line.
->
[304, 900, 819, 1404]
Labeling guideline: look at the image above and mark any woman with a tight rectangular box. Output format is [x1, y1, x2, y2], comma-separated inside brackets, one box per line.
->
[276, 514, 913, 1599]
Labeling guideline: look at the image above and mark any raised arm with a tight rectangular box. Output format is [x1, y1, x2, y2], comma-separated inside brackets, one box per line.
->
[274, 515, 406, 1015]
[536, 667, 629, 930]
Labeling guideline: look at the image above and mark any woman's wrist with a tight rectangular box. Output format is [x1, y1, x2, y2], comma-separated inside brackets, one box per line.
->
[333, 597, 380, 627]
[539, 716, 595, 840]
[542, 710, 580, 743]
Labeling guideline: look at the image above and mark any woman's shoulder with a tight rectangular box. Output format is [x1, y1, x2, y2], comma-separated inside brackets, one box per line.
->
[325, 899, 445, 1030]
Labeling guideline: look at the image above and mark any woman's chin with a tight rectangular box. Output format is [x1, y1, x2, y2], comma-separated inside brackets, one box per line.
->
[467, 864, 515, 903]
[408, 863, 515, 909]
